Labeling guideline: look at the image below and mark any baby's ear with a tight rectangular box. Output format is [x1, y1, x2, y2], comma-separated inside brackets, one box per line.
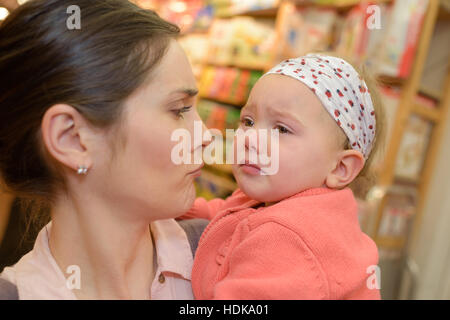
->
[324, 150, 365, 189]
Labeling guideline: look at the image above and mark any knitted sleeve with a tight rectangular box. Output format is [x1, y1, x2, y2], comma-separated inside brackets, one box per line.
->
[179, 197, 226, 221]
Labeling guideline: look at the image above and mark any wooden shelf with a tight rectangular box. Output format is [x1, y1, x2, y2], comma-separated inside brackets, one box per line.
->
[438, 4, 450, 21]
[418, 85, 443, 101]
[199, 95, 245, 108]
[292, 0, 393, 12]
[180, 29, 210, 36]
[215, 0, 394, 18]
[375, 236, 406, 249]
[205, 60, 269, 71]
[393, 175, 420, 187]
[216, 7, 279, 18]
[376, 74, 406, 87]
[412, 103, 441, 122]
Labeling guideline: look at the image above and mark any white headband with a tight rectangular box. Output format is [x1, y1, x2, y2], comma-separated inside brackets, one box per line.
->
[264, 54, 376, 159]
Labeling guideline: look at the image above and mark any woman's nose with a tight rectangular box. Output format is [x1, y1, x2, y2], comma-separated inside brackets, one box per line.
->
[191, 111, 212, 153]
[201, 122, 213, 148]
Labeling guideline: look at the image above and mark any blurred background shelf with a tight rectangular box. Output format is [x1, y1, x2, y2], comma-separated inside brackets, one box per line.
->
[0, 0, 447, 299]
[216, 6, 279, 18]
[198, 95, 246, 107]
[206, 163, 234, 174]
[292, 0, 394, 12]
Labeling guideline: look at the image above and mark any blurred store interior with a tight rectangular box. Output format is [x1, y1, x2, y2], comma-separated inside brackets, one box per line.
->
[1, 0, 450, 299]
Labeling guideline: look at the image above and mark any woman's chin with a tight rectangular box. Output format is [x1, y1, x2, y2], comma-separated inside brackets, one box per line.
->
[172, 182, 197, 218]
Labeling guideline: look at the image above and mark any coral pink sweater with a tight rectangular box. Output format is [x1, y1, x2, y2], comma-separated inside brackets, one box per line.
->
[184, 187, 380, 300]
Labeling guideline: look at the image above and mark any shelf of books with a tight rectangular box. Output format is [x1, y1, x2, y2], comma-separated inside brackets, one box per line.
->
[138, 0, 450, 261]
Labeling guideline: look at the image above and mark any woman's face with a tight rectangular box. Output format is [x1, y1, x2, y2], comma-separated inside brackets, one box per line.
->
[93, 40, 205, 221]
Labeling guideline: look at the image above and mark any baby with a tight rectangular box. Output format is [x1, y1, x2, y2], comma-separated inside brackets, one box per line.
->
[184, 54, 383, 300]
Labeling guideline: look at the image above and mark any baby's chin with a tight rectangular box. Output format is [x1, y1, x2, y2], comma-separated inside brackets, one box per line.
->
[233, 166, 312, 204]
[234, 172, 287, 203]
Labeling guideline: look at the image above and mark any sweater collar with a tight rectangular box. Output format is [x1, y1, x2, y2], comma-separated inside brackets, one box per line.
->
[234, 186, 345, 210]
[286, 187, 338, 199]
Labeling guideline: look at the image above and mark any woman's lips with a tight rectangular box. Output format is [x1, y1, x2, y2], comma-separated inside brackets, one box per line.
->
[188, 163, 204, 177]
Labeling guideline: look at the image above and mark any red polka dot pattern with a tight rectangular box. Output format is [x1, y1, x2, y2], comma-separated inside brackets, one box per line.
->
[264, 54, 376, 159]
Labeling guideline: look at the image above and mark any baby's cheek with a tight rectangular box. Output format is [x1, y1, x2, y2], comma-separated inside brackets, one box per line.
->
[269, 155, 297, 187]
[278, 147, 301, 173]
[276, 147, 318, 187]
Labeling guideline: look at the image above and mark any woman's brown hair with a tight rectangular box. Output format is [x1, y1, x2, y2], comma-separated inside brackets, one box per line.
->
[0, 0, 180, 231]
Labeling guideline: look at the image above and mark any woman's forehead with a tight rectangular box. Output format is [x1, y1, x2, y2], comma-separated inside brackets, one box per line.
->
[154, 41, 196, 84]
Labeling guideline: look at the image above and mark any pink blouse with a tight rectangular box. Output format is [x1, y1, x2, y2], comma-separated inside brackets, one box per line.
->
[0, 219, 194, 300]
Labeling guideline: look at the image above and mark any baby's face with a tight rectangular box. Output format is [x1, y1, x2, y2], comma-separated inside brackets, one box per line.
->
[232, 74, 343, 204]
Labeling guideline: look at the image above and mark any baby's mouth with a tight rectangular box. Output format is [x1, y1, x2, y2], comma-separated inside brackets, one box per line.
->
[239, 161, 263, 175]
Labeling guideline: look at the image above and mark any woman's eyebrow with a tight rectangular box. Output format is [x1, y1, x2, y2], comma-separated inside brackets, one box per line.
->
[169, 88, 199, 98]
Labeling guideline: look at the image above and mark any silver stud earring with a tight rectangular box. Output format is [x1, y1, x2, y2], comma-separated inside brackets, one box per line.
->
[77, 165, 88, 175]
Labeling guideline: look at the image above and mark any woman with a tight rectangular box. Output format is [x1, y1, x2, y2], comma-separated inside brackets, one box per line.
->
[0, 0, 209, 299]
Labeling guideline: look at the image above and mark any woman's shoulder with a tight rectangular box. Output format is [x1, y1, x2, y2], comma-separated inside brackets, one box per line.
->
[0, 276, 18, 300]
[0, 265, 18, 300]
[0, 266, 17, 285]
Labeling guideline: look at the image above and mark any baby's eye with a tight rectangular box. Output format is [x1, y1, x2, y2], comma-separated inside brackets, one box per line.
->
[275, 125, 291, 134]
[241, 117, 254, 127]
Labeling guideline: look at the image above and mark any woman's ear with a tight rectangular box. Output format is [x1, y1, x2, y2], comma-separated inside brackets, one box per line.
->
[41, 104, 93, 173]
[325, 150, 365, 189]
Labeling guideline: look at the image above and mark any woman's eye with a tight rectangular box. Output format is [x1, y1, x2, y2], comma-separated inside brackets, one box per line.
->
[173, 106, 192, 119]
[241, 118, 254, 127]
[275, 125, 290, 134]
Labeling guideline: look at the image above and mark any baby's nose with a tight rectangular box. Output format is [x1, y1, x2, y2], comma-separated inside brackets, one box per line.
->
[244, 129, 258, 152]
[244, 129, 274, 155]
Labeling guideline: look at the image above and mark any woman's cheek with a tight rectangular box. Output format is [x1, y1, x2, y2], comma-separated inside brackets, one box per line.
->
[137, 118, 178, 169]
